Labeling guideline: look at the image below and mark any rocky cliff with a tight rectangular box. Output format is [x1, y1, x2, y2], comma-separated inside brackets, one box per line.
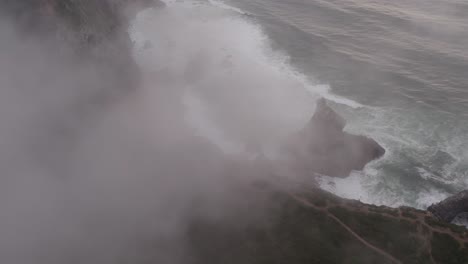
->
[429, 191, 468, 223]
[285, 98, 385, 177]
[2, 1, 467, 263]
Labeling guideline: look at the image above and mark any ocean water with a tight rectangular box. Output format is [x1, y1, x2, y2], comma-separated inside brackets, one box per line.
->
[132, 0, 468, 209]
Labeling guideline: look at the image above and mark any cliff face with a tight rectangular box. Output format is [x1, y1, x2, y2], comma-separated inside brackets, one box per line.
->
[2, 1, 467, 264]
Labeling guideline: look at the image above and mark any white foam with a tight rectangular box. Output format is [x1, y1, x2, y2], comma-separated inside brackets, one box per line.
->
[317, 172, 372, 203]
[415, 189, 449, 209]
[307, 84, 364, 109]
[317, 166, 409, 208]
[130, 0, 340, 151]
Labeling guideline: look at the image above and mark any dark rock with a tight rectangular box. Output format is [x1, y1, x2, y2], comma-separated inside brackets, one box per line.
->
[287, 98, 385, 177]
[114, 0, 166, 21]
[428, 190, 468, 223]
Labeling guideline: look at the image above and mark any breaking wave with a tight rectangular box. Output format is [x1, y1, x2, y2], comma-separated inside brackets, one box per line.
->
[129, 0, 361, 154]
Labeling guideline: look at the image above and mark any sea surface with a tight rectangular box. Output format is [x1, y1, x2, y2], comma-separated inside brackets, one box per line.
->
[134, 0, 468, 209]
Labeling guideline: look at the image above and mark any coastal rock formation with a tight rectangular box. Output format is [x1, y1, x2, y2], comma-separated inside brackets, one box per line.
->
[287, 98, 386, 177]
[1, 1, 467, 264]
[428, 190, 468, 223]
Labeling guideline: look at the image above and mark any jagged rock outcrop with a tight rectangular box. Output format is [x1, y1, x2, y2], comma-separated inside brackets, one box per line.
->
[287, 98, 385, 177]
[428, 190, 468, 223]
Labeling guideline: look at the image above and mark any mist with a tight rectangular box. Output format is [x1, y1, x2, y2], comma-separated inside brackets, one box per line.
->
[130, 3, 317, 151]
[0, 1, 321, 263]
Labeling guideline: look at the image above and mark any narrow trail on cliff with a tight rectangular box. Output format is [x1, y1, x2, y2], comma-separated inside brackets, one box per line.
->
[290, 194, 403, 264]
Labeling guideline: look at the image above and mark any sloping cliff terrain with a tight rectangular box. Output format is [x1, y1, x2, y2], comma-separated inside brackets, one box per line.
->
[1, 1, 467, 263]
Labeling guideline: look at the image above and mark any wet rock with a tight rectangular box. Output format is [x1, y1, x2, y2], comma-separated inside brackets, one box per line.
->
[428, 190, 468, 223]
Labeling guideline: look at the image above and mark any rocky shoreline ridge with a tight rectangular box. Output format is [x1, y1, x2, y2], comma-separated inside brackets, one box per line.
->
[2, 1, 468, 263]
